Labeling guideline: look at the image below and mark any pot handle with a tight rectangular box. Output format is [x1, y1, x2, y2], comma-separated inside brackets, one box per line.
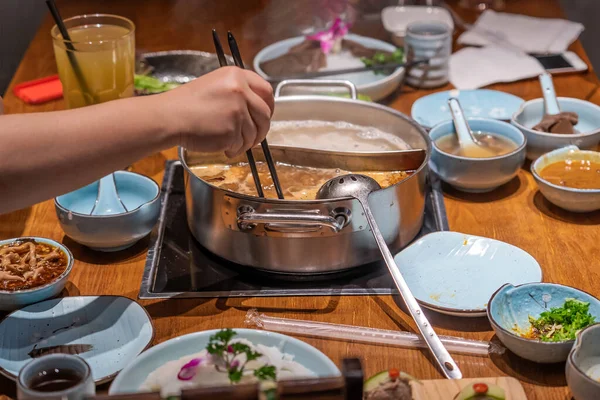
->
[237, 208, 346, 233]
[274, 79, 357, 99]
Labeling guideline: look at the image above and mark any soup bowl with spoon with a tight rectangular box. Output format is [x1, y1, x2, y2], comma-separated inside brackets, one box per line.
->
[429, 98, 526, 192]
[531, 145, 600, 212]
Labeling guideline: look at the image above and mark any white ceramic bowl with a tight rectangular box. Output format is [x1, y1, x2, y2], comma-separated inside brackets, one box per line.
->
[429, 118, 527, 192]
[110, 329, 340, 394]
[0, 237, 73, 311]
[567, 324, 600, 400]
[381, 5, 454, 47]
[253, 34, 404, 101]
[512, 98, 600, 160]
[531, 145, 600, 212]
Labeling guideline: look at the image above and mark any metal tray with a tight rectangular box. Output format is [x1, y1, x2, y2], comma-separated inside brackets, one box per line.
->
[138, 161, 448, 299]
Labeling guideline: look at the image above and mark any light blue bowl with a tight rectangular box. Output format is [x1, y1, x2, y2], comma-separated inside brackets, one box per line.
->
[429, 117, 526, 192]
[567, 323, 600, 400]
[512, 97, 600, 160]
[55, 171, 161, 252]
[532, 145, 600, 212]
[0, 237, 73, 311]
[488, 282, 600, 363]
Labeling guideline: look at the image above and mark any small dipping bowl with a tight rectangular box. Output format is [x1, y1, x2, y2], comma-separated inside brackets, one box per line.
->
[55, 171, 160, 252]
[0, 237, 73, 311]
[567, 324, 600, 400]
[429, 117, 526, 192]
[532, 145, 600, 213]
[512, 98, 600, 161]
[488, 282, 600, 363]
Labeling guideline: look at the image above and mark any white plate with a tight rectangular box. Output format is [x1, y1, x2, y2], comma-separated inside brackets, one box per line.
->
[0, 296, 154, 383]
[394, 232, 543, 317]
[110, 328, 340, 395]
[382, 6, 454, 45]
[253, 34, 404, 101]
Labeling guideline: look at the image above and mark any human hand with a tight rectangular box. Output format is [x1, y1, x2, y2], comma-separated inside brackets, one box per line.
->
[161, 66, 274, 157]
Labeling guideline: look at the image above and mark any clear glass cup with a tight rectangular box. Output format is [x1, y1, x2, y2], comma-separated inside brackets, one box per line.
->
[17, 354, 95, 400]
[404, 21, 452, 88]
[51, 14, 135, 109]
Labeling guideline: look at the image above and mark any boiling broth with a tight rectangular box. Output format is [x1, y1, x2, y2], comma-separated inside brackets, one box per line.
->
[539, 159, 600, 189]
[435, 131, 517, 158]
[191, 162, 410, 200]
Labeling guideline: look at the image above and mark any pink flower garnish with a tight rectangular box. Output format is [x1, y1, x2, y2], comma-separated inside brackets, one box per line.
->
[177, 358, 203, 381]
[227, 345, 234, 353]
[306, 18, 351, 54]
[231, 360, 240, 368]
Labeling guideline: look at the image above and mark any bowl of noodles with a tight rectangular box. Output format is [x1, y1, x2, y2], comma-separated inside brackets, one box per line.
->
[0, 237, 73, 311]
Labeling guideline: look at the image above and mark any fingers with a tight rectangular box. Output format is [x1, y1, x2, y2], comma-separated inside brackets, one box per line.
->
[245, 89, 271, 148]
[244, 70, 275, 116]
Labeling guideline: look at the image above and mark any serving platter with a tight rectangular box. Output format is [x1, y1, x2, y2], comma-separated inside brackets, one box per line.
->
[109, 328, 340, 395]
[0, 296, 154, 384]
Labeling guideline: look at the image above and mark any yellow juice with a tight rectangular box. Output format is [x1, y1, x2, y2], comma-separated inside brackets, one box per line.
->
[53, 21, 135, 108]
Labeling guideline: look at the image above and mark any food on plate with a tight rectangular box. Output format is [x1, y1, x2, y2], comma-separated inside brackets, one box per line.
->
[518, 299, 595, 342]
[27, 344, 94, 358]
[533, 111, 578, 134]
[434, 132, 517, 158]
[134, 74, 180, 95]
[140, 329, 314, 397]
[363, 369, 416, 400]
[259, 18, 402, 77]
[192, 162, 409, 200]
[454, 382, 505, 400]
[539, 158, 600, 189]
[0, 239, 68, 291]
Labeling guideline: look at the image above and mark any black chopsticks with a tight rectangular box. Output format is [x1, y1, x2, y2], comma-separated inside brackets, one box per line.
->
[212, 30, 284, 199]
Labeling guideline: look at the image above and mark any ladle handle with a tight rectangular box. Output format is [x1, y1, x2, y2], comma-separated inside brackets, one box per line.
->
[274, 79, 357, 99]
[539, 72, 561, 115]
[447, 98, 477, 148]
[357, 196, 462, 379]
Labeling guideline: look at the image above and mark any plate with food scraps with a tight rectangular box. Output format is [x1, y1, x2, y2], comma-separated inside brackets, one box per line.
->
[394, 231, 542, 317]
[0, 296, 154, 383]
[109, 328, 340, 397]
[253, 20, 405, 101]
[411, 89, 524, 129]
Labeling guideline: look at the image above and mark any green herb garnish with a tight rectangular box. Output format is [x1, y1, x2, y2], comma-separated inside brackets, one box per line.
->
[134, 74, 180, 94]
[360, 48, 404, 74]
[527, 299, 595, 342]
[207, 329, 277, 384]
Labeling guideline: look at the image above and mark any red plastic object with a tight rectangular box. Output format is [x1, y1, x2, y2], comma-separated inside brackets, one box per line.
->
[13, 75, 63, 104]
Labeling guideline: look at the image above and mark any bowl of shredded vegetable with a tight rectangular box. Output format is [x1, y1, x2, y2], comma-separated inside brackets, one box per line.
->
[487, 282, 600, 363]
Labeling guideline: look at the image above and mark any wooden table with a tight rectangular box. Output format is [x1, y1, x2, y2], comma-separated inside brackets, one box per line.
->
[2, 0, 599, 398]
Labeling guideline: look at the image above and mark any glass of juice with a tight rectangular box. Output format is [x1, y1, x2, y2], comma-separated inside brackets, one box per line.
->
[51, 14, 135, 109]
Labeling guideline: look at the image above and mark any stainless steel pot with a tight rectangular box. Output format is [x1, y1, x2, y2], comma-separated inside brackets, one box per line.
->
[180, 81, 431, 274]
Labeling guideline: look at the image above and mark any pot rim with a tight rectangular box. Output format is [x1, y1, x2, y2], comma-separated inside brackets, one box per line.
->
[179, 94, 431, 204]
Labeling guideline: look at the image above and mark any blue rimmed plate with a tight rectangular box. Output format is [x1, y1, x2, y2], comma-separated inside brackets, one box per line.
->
[411, 89, 524, 128]
[0, 296, 154, 383]
[394, 231, 543, 317]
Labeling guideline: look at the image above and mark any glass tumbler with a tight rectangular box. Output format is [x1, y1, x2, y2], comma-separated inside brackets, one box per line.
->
[404, 21, 452, 89]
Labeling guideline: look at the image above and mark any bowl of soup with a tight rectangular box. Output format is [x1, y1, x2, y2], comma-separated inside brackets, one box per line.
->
[532, 145, 600, 212]
[512, 98, 600, 161]
[429, 118, 526, 192]
[0, 237, 73, 311]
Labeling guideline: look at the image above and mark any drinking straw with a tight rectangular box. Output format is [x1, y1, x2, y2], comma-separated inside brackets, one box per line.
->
[245, 309, 504, 357]
[45, 0, 93, 105]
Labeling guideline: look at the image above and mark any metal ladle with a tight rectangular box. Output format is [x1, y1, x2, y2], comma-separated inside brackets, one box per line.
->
[316, 174, 462, 379]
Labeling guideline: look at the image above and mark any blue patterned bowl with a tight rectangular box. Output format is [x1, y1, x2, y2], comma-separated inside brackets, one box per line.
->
[55, 171, 160, 252]
[488, 283, 600, 363]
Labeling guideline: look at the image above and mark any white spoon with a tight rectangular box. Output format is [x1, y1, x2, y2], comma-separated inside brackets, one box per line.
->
[447, 98, 496, 158]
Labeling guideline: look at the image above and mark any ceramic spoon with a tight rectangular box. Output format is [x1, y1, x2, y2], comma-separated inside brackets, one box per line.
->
[447, 98, 496, 158]
[536, 72, 577, 134]
[90, 174, 127, 215]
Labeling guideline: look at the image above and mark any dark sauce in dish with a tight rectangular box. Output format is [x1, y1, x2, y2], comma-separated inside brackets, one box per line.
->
[28, 368, 82, 392]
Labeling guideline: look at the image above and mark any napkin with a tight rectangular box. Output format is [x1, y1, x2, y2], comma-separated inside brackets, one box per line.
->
[458, 10, 584, 54]
[449, 46, 545, 90]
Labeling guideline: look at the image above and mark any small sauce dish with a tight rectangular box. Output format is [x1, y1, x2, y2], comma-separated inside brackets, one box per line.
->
[567, 323, 600, 400]
[487, 282, 600, 363]
[55, 171, 161, 252]
[429, 117, 526, 192]
[531, 145, 600, 213]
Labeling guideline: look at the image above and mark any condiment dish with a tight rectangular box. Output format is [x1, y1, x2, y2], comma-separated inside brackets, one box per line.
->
[566, 323, 600, 400]
[487, 282, 600, 363]
[429, 117, 526, 192]
[531, 145, 600, 213]
[0, 237, 73, 311]
[512, 98, 600, 160]
[55, 171, 161, 252]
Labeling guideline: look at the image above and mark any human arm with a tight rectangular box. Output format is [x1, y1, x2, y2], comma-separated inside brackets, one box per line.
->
[0, 67, 273, 215]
